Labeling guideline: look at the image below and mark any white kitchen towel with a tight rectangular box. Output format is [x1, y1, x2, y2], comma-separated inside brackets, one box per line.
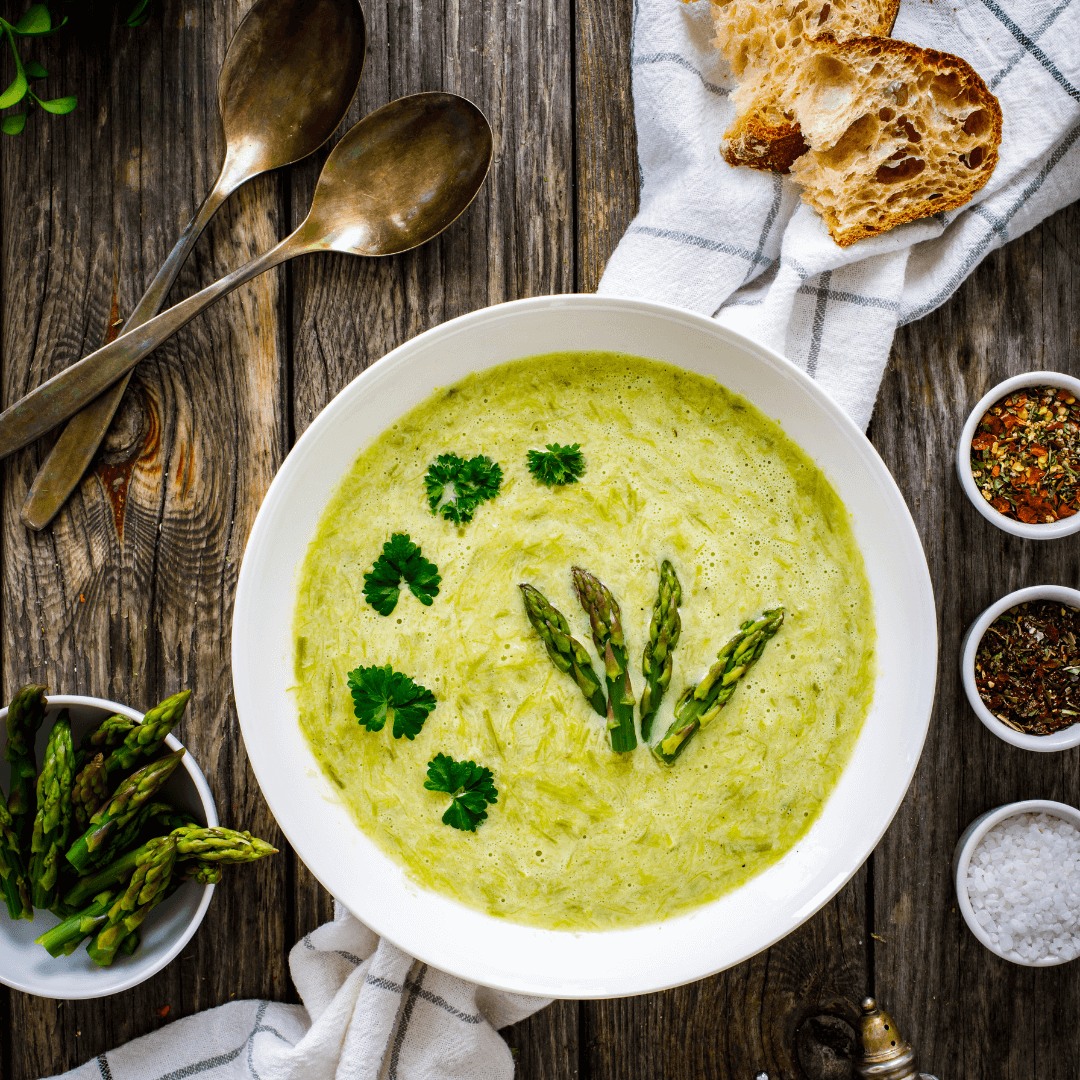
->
[598, 0, 1080, 429]
[44, 903, 549, 1080]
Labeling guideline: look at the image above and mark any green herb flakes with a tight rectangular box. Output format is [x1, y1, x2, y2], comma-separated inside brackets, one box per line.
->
[347, 664, 436, 741]
[526, 443, 585, 487]
[424, 453, 502, 524]
[363, 533, 441, 616]
[423, 753, 498, 832]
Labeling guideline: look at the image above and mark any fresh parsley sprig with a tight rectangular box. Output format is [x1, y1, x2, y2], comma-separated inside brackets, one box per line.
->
[347, 664, 437, 741]
[424, 753, 498, 832]
[363, 533, 441, 616]
[424, 453, 503, 525]
[527, 443, 585, 487]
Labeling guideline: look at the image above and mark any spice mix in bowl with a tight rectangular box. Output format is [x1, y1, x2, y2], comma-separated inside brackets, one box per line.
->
[956, 371, 1080, 539]
[961, 585, 1080, 751]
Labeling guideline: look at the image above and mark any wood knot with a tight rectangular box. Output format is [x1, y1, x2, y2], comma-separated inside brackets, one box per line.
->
[796, 1013, 858, 1080]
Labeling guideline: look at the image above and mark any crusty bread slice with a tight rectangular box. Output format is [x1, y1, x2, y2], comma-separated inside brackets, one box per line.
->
[711, 0, 900, 172]
[781, 37, 1002, 245]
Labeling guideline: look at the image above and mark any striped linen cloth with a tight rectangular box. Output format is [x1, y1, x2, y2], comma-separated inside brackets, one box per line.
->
[45, 904, 548, 1080]
[599, 0, 1080, 429]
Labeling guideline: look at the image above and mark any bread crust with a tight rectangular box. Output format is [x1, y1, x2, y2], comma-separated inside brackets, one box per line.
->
[786, 36, 1003, 245]
[712, 0, 901, 172]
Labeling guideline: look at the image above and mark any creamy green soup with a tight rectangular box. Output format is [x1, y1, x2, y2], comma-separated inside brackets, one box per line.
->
[293, 352, 875, 931]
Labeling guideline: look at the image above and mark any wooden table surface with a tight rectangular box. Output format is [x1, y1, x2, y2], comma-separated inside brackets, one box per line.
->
[1, 1, 1078, 1077]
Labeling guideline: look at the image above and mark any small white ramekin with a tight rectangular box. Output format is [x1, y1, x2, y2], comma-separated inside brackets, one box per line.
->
[956, 371, 1080, 539]
[954, 799, 1080, 966]
[961, 585, 1080, 751]
[0, 695, 218, 999]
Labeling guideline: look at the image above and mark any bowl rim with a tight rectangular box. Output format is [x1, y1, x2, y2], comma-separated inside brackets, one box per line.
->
[960, 585, 1080, 751]
[953, 799, 1080, 966]
[0, 694, 218, 999]
[955, 371, 1080, 539]
[233, 293, 938, 997]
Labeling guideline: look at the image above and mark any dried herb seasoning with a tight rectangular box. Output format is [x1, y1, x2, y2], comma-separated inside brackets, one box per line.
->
[974, 600, 1080, 736]
[969, 386, 1080, 525]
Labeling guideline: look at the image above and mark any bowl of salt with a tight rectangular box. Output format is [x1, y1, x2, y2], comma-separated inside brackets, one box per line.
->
[954, 799, 1080, 966]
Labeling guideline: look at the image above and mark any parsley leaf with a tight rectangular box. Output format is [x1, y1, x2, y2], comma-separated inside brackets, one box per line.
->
[424, 453, 503, 524]
[363, 533, 441, 616]
[527, 443, 585, 487]
[347, 664, 437, 740]
[423, 753, 498, 831]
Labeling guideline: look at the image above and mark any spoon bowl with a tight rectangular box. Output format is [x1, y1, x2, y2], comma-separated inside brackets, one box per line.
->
[293, 93, 494, 256]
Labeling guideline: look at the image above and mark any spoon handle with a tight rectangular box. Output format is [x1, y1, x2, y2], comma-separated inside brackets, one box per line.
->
[0, 237, 296, 464]
[20, 182, 236, 530]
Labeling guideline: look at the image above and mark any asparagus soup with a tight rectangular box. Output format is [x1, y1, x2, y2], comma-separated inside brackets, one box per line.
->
[292, 352, 875, 931]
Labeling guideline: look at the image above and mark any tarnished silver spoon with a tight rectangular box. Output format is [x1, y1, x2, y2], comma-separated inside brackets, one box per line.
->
[21, 0, 367, 530]
[0, 93, 493, 463]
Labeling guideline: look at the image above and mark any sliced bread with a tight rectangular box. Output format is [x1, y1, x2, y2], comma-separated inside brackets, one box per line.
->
[711, 0, 900, 172]
[780, 37, 1002, 245]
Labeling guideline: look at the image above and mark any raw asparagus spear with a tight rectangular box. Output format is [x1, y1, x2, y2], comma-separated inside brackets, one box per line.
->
[519, 584, 607, 717]
[65, 750, 184, 873]
[87, 836, 177, 966]
[572, 567, 638, 752]
[101, 690, 192, 776]
[34, 890, 116, 958]
[63, 824, 275, 908]
[91, 801, 176, 870]
[5, 684, 48, 849]
[654, 608, 785, 764]
[171, 825, 279, 863]
[71, 753, 109, 829]
[639, 560, 682, 741]
[80, 715, 138, 755]
[29, 710, 75, 908]
[0, 786, 32, 920]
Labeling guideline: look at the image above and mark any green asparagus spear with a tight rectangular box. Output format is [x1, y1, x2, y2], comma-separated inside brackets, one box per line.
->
[0, 786, 32, 920]
[639, 561, 682, 741]
[71, 753, 109, 829]
[519, 584, 607, 717]
[5, 685, 48, 849]
[102, 690, 192, 776]
[87, 836, 177, 966]
[63, 824, 274, 909]
[119, 929, 140, 956]
[171, 825, 279, 863]
[571, 567, 638, 752]
[653, 608, 785, 764]
[80, 715, 138, 755]
[91, 801, 177, 870]
[29, 710, 75, 908]
[34, 890, 116, 958]
[65, 750, 184, 873]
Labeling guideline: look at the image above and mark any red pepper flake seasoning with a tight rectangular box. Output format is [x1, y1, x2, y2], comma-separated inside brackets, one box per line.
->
[974, 600, 1080, 735]
[970, 386, 1080, 524]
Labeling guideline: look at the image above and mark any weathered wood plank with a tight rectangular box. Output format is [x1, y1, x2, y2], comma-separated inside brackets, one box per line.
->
[870, 201, 1080, 1080]
[0, 0, 289, 1074]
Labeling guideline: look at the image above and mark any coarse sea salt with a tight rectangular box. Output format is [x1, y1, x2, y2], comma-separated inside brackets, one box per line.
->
[966, 812, 1080, 964]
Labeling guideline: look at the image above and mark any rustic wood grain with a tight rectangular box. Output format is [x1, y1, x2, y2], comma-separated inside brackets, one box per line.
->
[0, 0, 289, 1074]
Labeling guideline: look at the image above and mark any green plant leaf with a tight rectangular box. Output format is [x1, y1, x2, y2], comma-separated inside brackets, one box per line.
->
[424, 452, 503, 525]
[527, 443, 586, 487]
[126, 0, 154, 27]
[363, 532, 441, 616]
[1, 111, 26, 134]
[31, 91, 76, 114]
[14, 5, 51, 35]
[24, 60, 46, 78]
[0, 28, 27, 110]
[423, 753, 498, 832]
[347, 664, 437, 740]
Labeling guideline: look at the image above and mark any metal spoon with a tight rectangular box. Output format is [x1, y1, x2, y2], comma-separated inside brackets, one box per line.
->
[20, 0, 367, 531]
[0, 93, 493, 463]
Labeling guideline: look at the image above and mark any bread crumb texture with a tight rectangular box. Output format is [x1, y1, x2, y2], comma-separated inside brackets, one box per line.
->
[786, 37, 1002, 245]
[710, 0, 901, 172]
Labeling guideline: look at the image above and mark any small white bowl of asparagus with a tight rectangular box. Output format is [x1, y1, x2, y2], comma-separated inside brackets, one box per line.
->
[0, 689, 277, 999]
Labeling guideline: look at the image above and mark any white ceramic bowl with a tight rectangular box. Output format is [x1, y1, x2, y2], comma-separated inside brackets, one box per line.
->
[232, 294, 937, 998]
[956, 371, 1080, 539]
[960, 585, 1080, 751]
[953, 799, 1080, 966]
[0, 695, 217, 999]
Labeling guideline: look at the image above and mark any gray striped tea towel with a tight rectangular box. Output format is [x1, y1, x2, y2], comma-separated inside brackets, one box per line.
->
[598, 0, 1080, 429]
[44, 904, 549, 1080]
